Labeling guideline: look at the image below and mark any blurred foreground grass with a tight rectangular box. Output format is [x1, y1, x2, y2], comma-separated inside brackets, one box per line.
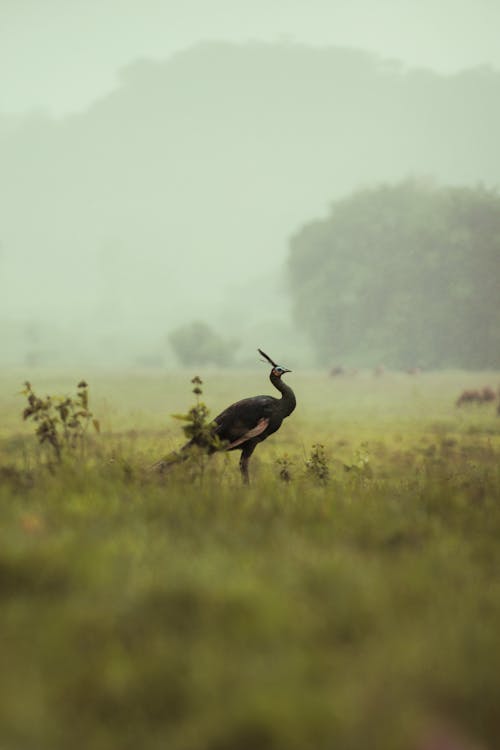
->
[1, 369, 499, 750]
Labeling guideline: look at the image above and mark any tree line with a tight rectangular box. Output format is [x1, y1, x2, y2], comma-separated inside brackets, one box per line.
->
[287, 180, 500, 369]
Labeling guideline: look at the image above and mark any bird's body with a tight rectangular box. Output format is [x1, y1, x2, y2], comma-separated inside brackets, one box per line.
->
[153, 350, 296, 483]
[211, 366, 296, 481]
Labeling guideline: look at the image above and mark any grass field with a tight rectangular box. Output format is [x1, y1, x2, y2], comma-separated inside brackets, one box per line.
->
[1, 368, 499, 750]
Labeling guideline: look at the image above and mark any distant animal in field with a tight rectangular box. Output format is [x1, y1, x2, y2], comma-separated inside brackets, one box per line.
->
[152, 349, 296, 484]
[330, 365, 357, 377]
[455, 387, 497, 407]
[405, 366, 422, 375]
[330, 365, 345, 377]
[373, 364, 385, 377]
[480, 386, 496, 403]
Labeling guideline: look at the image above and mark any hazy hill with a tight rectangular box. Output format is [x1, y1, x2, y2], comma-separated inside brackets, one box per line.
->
[1, 42, 499, 364]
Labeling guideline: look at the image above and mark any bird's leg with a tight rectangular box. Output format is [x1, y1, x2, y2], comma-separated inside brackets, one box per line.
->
[240, 454, 250, 484]
[239, 444, 256, 485]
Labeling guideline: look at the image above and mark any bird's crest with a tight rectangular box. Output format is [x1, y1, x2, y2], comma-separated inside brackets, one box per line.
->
[258, 348, 277, 367]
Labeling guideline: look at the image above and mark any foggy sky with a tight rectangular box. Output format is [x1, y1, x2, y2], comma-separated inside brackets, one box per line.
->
[2, 0, 500, 115]
[1, 1, 499, 369]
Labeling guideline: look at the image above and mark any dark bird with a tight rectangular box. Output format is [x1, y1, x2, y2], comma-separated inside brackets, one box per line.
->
[153, 349, 296, 483]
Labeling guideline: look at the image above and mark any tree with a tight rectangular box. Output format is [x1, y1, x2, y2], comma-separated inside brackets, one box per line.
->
[288, 180, 500, 369]
[168, 321, 237, 367]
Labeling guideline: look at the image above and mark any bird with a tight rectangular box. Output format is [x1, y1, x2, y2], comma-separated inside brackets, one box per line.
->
[152, 349, 296, 483]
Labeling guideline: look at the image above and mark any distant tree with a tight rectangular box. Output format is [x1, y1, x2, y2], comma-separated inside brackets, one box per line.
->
[168, 321, 237, 367]
[288, 180, 500, 369]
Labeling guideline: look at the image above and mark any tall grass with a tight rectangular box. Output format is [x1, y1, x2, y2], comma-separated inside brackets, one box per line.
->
[1, 369, 499, 750]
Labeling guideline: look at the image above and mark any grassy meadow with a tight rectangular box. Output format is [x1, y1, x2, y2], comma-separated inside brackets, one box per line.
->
[1, 368, 500, 750]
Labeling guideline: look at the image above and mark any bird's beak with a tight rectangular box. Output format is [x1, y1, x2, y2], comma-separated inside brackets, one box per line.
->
[283, 368, 292, 374]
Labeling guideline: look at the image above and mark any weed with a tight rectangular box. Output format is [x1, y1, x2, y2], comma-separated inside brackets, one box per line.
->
[344, 441, 373, 478]
[171, 376, 220, 451]
[21, 380, 99, 464]
[153, 376, 224, 478]
[276, 453, 294, 482]
[305, 443, 330, 484]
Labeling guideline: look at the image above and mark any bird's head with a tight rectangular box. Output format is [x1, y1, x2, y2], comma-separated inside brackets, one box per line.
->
[258, 349, 292, 378]
[270, 364, 291, 378]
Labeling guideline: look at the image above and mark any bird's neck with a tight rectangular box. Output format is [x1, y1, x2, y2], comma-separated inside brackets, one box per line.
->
[270, 373, 296, 417]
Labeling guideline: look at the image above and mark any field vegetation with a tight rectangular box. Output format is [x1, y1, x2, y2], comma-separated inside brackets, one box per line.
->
[1, 368, 499, 750]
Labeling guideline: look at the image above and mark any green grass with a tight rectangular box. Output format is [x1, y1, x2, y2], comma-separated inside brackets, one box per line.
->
[1, 369, 499, 750]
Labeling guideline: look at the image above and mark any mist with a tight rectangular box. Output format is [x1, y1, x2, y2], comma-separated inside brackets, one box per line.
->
[1, 1, 499, 369]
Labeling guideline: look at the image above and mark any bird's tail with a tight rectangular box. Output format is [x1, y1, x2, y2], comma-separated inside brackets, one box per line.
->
[149, 425, 230, 475]
[148, 445, 191, 473]
[149, 437, 216, 474]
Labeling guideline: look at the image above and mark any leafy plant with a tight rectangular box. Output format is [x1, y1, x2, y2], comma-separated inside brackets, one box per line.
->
[305, 443, 330, 484]
[21, 380, 99, 463]
[343, 442, 373, 478]
[152, 376, 226, 479]
[276, 453, 294, 483]
[171, 376, 223, 452]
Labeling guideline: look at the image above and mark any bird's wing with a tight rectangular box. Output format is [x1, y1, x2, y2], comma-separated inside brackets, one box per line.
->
[225, 417, 270, 449]
[213, 396, 276, 445]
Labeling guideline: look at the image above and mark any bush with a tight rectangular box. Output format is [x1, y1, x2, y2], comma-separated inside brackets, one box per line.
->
[168, 321, 237, 367]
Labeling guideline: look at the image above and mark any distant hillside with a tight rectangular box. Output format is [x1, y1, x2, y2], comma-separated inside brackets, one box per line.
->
[1, 42, 499, 363]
